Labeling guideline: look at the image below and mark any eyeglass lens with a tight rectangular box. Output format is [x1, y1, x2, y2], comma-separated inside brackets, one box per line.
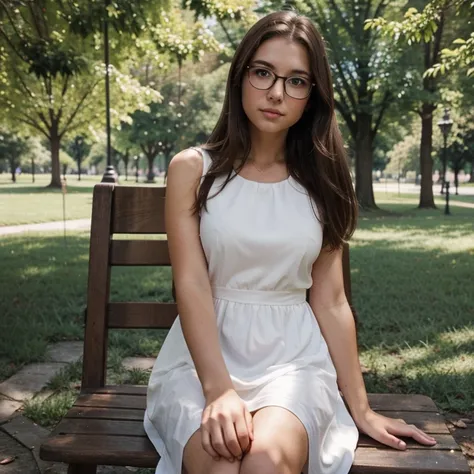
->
[248, 66, 311, 99]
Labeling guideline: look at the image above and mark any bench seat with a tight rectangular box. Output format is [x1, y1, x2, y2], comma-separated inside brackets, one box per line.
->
[40, 385, 470, 474]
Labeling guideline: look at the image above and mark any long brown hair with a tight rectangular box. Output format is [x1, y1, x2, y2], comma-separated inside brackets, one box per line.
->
[194, 10, 358, 251]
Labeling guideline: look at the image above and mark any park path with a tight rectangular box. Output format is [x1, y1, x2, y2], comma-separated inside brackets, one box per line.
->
[0, 219, 91, 236]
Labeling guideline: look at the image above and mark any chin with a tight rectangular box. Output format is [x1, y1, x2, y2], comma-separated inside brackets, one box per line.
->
[249, 116, 289, 135]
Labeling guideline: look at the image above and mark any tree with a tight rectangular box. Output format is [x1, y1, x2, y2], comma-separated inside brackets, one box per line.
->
[64, 135, 91, 180]
[184, 0, 257, 50]
[262, 0, 414, 209]
[125, 93, 182, 182]
[23, 136, 51, 182]
[59, 150, 75, 179]
[448, 126, 474, 189]
[0, 1, 162, 188]
[385, 130, 421, 178]
[365, 0, 473, 208]
[365, 0, 474, 77]
[0, 131, 29, 182]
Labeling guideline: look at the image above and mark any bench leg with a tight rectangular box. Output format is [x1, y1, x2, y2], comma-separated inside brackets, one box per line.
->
[67, 464, 97, 474]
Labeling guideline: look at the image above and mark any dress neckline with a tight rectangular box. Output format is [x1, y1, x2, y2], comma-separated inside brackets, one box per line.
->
[232, 169, 291, 187]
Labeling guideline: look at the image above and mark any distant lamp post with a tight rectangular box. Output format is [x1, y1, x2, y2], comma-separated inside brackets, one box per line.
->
[101, 0, 117, 184]
[437, 108, 453, 196]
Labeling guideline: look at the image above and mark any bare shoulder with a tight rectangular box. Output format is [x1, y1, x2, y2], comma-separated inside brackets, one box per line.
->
[168, 148, 204, 184]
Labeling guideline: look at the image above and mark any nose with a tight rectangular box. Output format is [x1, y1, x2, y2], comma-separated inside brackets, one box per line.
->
[267, 77, 285, 101]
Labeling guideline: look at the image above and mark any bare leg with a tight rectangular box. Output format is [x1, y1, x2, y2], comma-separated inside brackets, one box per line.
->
[240, 406, 308, 474]
[183, 428, 241, 474]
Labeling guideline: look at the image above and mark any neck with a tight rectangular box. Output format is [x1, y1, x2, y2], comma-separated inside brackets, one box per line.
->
[248, 125, 287, 165]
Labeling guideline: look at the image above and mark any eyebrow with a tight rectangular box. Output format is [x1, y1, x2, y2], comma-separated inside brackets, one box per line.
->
[251, 59, 311, 77]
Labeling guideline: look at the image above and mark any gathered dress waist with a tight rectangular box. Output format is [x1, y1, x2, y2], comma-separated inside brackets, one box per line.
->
[211, 286, 306, 306]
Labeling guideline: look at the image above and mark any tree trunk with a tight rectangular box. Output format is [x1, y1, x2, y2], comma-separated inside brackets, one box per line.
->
[355, 113, 376, 209]
[418, 103, 436, 208]
[9, 158, 16, 183]
[78, 157, 81, 181]
[146, 154, 155, 183]
[32, 157, 35, 183]
[49, 122, 61, 188]
[470, 160, 474, 183]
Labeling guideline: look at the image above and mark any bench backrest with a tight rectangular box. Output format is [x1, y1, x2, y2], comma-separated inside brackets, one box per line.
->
[81, 183, 353, 391]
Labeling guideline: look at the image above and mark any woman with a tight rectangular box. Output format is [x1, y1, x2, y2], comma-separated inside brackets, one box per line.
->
[144, 10, 437, 474]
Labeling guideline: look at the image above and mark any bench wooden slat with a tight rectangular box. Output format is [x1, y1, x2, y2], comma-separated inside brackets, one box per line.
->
[74, 391, 442, 415]
[66, 407, 145, 421]
[91, 385, 147, 396]
[365, 394, 438, 412]
[65, 407, 450, 435]
[374, 411, 449, 434]
[358, 434, 459, 451]
[40, 432, 470, 473]
[352, 447, 470, 473]
[112, 187, 166, 234]
[40, 433, 158, 468]
[110, 240, 170, 266]
[52, 417, 461, 451]
[55, 419, 146, 437]
[108, 302, 177, 329]
[75, 393, 146, 409]
[86, 387, 440, 413]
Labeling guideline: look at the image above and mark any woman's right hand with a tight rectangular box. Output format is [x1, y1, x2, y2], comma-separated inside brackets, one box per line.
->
[201, 388, 254, 462]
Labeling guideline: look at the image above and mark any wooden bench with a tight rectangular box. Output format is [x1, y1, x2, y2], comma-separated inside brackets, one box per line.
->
[40, 183, 470, 474]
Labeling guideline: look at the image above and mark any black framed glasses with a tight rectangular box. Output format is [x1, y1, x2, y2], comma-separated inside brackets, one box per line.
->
[246, 65, 315, 100]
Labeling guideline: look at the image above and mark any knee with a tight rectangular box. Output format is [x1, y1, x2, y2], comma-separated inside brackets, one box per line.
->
[240, 442, 288, 474]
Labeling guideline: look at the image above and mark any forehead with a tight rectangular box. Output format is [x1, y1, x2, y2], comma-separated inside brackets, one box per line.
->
[250, 36, 310, 74]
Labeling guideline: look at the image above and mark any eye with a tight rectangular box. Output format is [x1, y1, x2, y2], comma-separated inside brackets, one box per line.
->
[288, 77, 309, 87]
[254, 67, 272, 78]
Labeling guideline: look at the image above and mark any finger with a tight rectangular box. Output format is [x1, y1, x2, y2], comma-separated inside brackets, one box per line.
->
[234, 415, 250, 456]
[222, 418, 242, 459]
[379, 430, 407, 450]
[392, 424, 437, 445]
[210, 423, 233, 460]
[201, 427, 220, 461]
[244, 408, 254, 441]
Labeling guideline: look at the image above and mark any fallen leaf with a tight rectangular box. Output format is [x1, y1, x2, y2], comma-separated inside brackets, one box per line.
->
[0, 457, 15, 465]
[453, 420, 467, 429]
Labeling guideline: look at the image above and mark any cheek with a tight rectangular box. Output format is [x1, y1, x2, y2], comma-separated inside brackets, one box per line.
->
[287, 100, 308, 124]
[242, 80, 260, 117]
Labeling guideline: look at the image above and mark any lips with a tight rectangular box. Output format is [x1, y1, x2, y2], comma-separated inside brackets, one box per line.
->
[260, 108, 283, 116]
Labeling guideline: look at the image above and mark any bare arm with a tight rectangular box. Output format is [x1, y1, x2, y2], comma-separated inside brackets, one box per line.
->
[166, 148, 233, 398]
[308, 245, 370, 420]
[166, 149, 253, 462]
[309, 245, 436, 450]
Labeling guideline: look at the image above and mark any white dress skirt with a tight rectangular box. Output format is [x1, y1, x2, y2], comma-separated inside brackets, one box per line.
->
[144, 147, 359, 474]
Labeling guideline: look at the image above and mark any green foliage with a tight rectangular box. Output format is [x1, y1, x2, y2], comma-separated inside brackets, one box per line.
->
[365, 0, 474, 76]
[152, 8, 223, 63]
[385, 131, 421, 177]
[0, 130, 30, 179]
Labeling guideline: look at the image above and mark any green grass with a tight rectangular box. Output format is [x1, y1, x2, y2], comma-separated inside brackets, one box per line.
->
[0, 173, 165, 226]
[1, 193, 473, 428]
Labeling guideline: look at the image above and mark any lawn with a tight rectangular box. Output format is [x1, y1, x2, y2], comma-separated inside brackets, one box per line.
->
[1, 173, 473, 227]
[0, 173, 165, 226]
[0, 193, 473, 429]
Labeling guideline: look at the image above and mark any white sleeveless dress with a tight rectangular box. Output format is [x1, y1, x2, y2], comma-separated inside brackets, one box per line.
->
[144, 147, 358, 474]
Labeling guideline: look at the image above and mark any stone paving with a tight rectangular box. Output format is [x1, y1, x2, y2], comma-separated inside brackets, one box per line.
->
[0, 344, 154, 473]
